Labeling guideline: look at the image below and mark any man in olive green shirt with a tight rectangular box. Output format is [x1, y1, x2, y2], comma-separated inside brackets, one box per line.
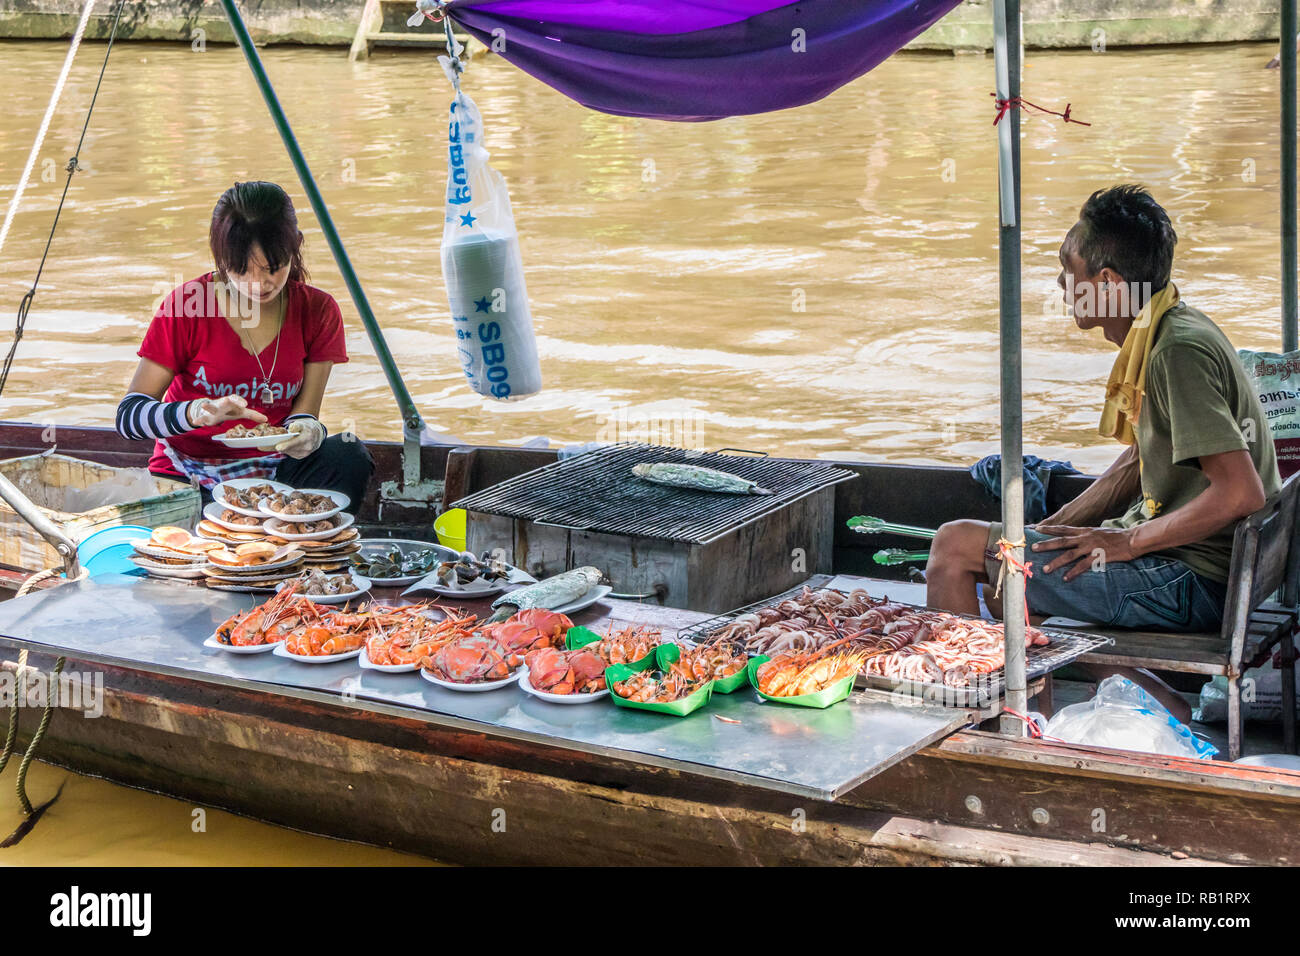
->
[927, 185, 1279, 718]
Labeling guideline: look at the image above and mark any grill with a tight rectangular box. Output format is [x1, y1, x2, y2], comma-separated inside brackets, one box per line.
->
[451, 443, 855, 545]
[679, 582, 1114, 708]
[451, 443, 858, 612]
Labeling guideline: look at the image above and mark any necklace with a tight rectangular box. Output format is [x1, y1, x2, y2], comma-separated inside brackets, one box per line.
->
[238, 291, 285, 406]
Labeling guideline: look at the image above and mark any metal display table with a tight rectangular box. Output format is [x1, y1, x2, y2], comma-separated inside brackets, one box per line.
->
[0, 575, 968, 801]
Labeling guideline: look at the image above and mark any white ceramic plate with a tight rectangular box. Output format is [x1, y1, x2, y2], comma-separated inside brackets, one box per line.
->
[203, 501, 272, 533]
[206, 548, 306, 575]
[351, 539, 460, 587]
[258, 489, 349, 523]
[491, 585, 614, 617]
[263, 513, 355, 542]
[131, 557, 209, 579]
[423, 576, 509, 599]
[202, 634, 279, 654]
[212, 431, 290, 450]
[212, 477, 293, 518]
[195, 526, 266, 547]
[420, 668, 519, 692]
[203, 582, 278, 594]
[129, 541, 211, 563]
[358, 646, 420, 673]
[276, 572, 370, 604]
[272, 643, 363, 664]
[403, 564, 536, 599]
[516, 664, 609, 703]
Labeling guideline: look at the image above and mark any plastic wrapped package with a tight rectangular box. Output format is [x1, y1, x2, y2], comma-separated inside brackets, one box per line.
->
[1044, 675, 1217, 760]
[1195, 658, 1300, 724]
[440, 57, 542, 400]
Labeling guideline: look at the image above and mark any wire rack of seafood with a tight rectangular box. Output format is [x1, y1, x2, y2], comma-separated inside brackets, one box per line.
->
[679, 583, 1113, 708]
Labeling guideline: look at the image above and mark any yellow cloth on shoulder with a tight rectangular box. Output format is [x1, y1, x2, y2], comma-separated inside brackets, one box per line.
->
[1098, 282, 1180, 445]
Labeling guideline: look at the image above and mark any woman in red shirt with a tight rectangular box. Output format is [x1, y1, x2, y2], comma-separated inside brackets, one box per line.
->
[116, 181, 372, 512]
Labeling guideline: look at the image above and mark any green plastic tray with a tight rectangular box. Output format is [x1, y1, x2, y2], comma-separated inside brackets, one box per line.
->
[561, 624, 660, 691]
[605, 661, 713, 717]
[566, 625, 659, 669]
[745, 655, 856, 709]
[656, 642, 748, 694]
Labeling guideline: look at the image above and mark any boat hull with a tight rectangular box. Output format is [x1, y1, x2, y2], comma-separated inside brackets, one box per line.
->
[5, 648, 1292, 866]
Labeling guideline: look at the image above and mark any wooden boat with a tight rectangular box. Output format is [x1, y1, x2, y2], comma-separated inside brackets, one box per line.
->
[2, 419, 1299, 866]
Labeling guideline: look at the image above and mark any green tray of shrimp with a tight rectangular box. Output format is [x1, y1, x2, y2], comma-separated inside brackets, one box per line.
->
[745, 641, 870, 709]
[605, 641, 750, 716]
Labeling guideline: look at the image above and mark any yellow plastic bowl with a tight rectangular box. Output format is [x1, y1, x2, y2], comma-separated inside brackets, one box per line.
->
[434, 508, 467, 553]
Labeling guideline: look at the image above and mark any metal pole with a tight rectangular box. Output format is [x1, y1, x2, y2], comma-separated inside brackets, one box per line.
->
[216, 0, 427, 487]
[0, 473, 79, 579]
[994, 0, 1028, 732]
[1283, 0, 1297, 352]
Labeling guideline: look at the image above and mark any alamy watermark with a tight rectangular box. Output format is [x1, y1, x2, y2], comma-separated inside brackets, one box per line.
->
[0, 666, 103, 718]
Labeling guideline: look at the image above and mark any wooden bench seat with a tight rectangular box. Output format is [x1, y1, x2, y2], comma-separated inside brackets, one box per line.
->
[1081, 608, 1296, 674]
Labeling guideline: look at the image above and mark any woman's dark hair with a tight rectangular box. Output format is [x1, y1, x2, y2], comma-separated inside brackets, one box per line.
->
[209, 181, 308, 283]
[1071, 185, 1177, 292]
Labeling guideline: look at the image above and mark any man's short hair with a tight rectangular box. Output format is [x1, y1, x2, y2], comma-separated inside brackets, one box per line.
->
[1071, 185, 1177, 291]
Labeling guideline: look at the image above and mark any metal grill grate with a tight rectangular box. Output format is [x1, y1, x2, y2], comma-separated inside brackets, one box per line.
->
[450, 443, 857, 546]
[679, 582, 1113, 708]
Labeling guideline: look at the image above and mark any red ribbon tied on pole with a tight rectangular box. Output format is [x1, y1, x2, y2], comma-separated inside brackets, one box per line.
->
[991, 93, 1091, 127]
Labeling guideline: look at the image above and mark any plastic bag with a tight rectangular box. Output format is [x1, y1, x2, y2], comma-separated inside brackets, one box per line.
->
[1237, 347, 1300, 478]
[440, 57, 542, 400]
[60, 468, 162, 514]
[1195, 657, 1300, 724]
[1044, 675, 1217, 759]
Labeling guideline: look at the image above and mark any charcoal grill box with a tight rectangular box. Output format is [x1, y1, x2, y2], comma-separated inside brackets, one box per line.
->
[451, 444, 857, 613]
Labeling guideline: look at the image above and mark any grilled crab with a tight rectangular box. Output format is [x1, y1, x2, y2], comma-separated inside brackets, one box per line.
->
[523, 645, 607, 694]
[490, 609, 573, 656]
[424, 632, 520, 683]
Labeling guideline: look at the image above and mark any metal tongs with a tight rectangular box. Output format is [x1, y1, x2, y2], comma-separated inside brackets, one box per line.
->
[846, 516, 937, 541]
[847, 517, 935, 567]
[872, 548, 930, 567]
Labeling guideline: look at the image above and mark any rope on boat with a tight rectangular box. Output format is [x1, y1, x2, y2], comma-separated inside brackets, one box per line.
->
[0, 0, 95, 264]
[0, 0, 128, 398]
[0, 566, 82, 846]
[0, 0, 123, 845]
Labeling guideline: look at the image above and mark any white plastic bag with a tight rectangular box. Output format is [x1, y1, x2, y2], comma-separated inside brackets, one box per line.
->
[61, 468, 161, 514]
[1044, 675, 1217, 759]
[440, 58, 542, 400]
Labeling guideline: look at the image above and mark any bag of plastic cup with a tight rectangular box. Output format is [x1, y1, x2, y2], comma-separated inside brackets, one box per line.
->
[440, 57, 542, 400]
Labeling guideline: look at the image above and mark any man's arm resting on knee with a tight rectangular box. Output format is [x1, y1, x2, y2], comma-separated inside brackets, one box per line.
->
[1039, 444, 1140, 527]
[1035, 449, 1267, 580]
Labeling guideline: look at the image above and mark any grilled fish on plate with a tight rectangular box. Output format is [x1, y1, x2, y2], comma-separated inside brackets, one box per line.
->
[488, 566, 603, 622]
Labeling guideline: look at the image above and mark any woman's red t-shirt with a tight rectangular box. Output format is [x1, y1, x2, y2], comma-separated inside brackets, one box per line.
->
[138, 273, 348, 475]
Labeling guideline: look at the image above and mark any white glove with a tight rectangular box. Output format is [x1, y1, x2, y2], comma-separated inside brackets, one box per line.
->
[274, 418, 325, 459]
[189, 395, 267, 428]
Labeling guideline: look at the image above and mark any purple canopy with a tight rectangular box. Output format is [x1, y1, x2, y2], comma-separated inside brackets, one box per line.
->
[446, 0, 963, 121]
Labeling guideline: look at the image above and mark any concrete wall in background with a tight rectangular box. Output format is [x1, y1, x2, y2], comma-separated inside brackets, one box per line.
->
[0, 0, 1286, 49]
[0, 0, 367, 46]
[913, 0, 1282, 51]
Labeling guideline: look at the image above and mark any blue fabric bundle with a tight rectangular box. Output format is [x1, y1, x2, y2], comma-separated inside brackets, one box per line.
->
[968, 454, 1081, 523]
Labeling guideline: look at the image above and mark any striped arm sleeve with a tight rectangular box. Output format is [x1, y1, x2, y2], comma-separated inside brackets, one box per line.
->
[115, 392, 197, 441]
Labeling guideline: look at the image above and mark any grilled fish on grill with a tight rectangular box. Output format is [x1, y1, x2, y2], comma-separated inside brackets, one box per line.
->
[486, 566, 604, 622]
[631, 462, 773, 495]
